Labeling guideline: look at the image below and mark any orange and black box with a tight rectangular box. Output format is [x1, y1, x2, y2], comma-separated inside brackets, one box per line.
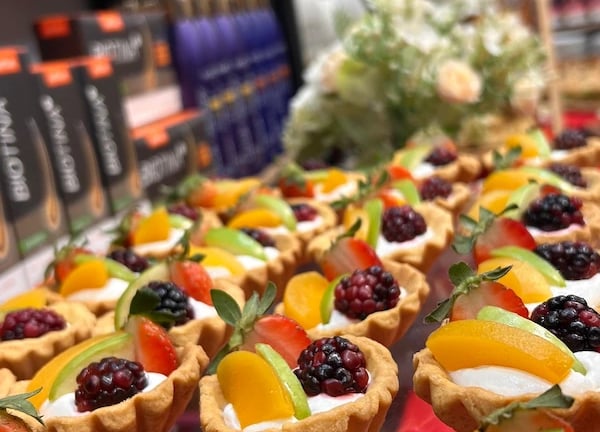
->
[31, 61, 110, 235]
[70, 56, 143, 214]
[0, 47, 68, 257]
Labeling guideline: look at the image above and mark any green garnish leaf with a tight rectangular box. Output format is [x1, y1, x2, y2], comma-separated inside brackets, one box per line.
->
[211, 289, 243, 326]
[0, 388, 44, 425]
[493, 146, 522, 171]
[129, 288, 179, 327]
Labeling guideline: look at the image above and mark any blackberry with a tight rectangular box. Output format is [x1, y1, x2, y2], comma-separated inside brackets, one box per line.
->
[522, 193, 584, 232]
[534, 241, 600, 280]
[75, 357, 147, 412]
[239, 228, 275, 248]
[531, 295, 600, 352]
[291, 203, 318, 222]
[381, 206, 427, 243]
[419, 176, 452, 201]
[553, 129, 587, 150]
[334, 266, 400, 320]
[424, 147, 457, 166]
[167, 202, 199, 222]
[548, 163, 587, 188]
[294, 336, 369, 397]
[0, 308, 66, 341]
[107, 249, 149, 273]
[144, 281, 194, 329]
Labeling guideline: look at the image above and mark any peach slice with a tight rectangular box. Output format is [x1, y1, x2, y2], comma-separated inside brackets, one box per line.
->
[426, 319, 573, 384]
[283, 272, 330, 329]
[227, 208, 282, 229]
[213, 178, 261, 210]
[466, 190, 511, 221]
[320, 169, 348, 193]
[478, 257, 552, 303]
[59, 259, 109, 297]
[505, 133, 540, 158]
[217, 350, 294, 428]
[481, 169, 534, 194]
[187, 246, 245, 276]
[0, 288, 47, 312]
[131, 207, 170, 245]
[343, 205, 369, 241]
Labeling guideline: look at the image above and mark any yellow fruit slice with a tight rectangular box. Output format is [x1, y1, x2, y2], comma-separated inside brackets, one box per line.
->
[466, 190, 511, 221]
[342, 205, 369, 241]
[320, 169, 348, 193]
[213, 178, 261, 210]
[132, 207, 170, 245]
[283, 272, 330, 329]
[217, 350, 294, 428]
[478, 257, 552, 303]
[481, 169, 534, 194]
[27, 332, 127, 408]
[426, 320, 573, 384]
[187, 246, 245, 276]
[59, 259, 109, 297]
[227, 209, 282, 229]
[0, 288, 47, 312]
[505, 133, 539, 158]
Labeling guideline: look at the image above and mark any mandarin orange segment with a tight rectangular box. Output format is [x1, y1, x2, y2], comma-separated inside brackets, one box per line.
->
[187, 246, 245, 276]
[283, 272, 330, 329]
[478, 257, 551, 303]
[466, 190, 511, 221]
[426, 320, 573, 384]
[217, 350, 294, 428]
[0, 288, 47, 312]
[59, 259, 109, 297]
[213, 178, 261, 210]
[320, 168, 348, 193]
[227, 208, 282, 229]
[343, 205, 369, 241]
[131, 207, 170, 245]
[505, 133, 539, 158]
[481, 169, 534, 194]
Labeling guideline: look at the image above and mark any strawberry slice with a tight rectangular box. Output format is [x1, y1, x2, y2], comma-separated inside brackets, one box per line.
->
[45, 243, 93, 285]
[169, 260, 213, 305]
[454, 206, 536, 265]
[320, 236, 383, 281]
[127, 316, 178, 376]
[425, 262, 528, 323]
[278, 177, 314, 198]
[386, 165, 414, 181]
[377, 189, 405, 209]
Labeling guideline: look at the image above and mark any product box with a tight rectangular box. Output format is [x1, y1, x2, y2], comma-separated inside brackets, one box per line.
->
[0, 47, 68, 258]
[0, 185, 28, 300]
[70, 56, 143, 214]
[31, 61, 110, 235]
[34, 11, 182, 128]
[132, 110, 210, 200]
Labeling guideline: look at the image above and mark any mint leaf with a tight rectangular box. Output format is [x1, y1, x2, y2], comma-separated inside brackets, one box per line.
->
[0, 389, 44, 425]
[211, 289, 242, 326]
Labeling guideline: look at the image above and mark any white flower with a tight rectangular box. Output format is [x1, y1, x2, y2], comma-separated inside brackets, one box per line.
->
[319, 48, 348, 94]
[436, 59, 482, 104]
[510, 73, 545, 116]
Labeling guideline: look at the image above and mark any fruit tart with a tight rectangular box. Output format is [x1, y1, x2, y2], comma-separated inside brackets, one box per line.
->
[276, 260, 429, 347]
[0, 300, 95, 380]
[200, 335, 398, 432]
[13, 317, 207, 432]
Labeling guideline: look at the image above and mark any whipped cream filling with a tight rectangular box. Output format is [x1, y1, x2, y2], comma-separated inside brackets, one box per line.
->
[66, 278, 130, 302]
[131, 228, 185, 256]
[550, 149, 569, 161]
[313, 182, 357, 202]
[264, 216, 324, 235]
[450, 351, 600, 398]
[40, 372, 167, 418]
[375, 228, 433, 258]
[189, 297, 218, 319]
[411, 162, 436, 179]
[526, 272, 600, 312]
[526, 222, 584, 238]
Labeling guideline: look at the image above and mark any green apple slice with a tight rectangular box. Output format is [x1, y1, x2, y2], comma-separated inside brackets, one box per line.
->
[303, 169, 329, 182]
[253, 195, 297, 231]
[168, 214, 194, 230]
[114, 263, 170, 330]
[518, 166, 576, 193]
[528, 128, 551, 158]
[320, 274, 347, 324]
[255, 343, 311, 420]
[398, 145, 432, 170]
[49, 332, 135, 401]
[74, 254, 136, 282]
[204, 228, 267, 261]
[490, 246, 566, 287]
[392, 180, 421, 206]
[477, 306, 586, 375]
[505, 183, 541, 218]
[364, 198, 384, 248]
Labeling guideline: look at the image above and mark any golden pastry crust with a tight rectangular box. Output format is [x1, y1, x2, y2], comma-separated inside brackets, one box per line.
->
[0, 368, 16, 396]
[199, 335, 399, 432]
[423, 154, 482, 183]
[570, 167, 600, 202]
[307, 203, 453, 273]
[0, 302, 96, 380]
[528, 201, 600, 248]
[425, 182, 472, 216]
[275, 261, 429, 347]
[413, 347, 600, 432]
[20, 344, 208, 432]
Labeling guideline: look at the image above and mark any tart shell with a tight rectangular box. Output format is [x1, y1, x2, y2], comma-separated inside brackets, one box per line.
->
[424, 182, 472, 217]
[199, 335, 399, 432]
[423, 154, 482, 184]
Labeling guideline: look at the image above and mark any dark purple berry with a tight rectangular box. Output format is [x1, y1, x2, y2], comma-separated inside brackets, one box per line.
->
[553, 129, 587, 150]
[0, 308, 66, 341]
[334, 266, 400, 320]
[534, 241, 600, 280]
[240, 228, 275, 248]
[424, 147, 457, 166]
[144, 281, 194, 329]
[522, 193, 584, 232]
[291, 203, 318, 222]
[294, 336, 368, 397]
[531, 295, 600, 352]
[75, 357, 147, 412]
[548, 164, 587, 188]
[419, 176, 452, 201]
[107, 249, 149, 273]
[167, 203, 199, 222]
[381, 206, 427, 243]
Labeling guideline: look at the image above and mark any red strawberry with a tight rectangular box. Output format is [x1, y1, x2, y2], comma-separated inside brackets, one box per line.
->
[0, 412, 29, 432]
[377, 189, 405, 209]
[386, 165, 414, 181]
[0, 390, 44, 431]
[169, 260, 213, 305]
[45, 244, 93, 285]
[278, 177, 315, 198]
[425, 262, 527, 323]
[127, 316, 178, 376]
[186, 179, 217, 208]
[540, 183, 562, 196]
[320, 237, 383, 281]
